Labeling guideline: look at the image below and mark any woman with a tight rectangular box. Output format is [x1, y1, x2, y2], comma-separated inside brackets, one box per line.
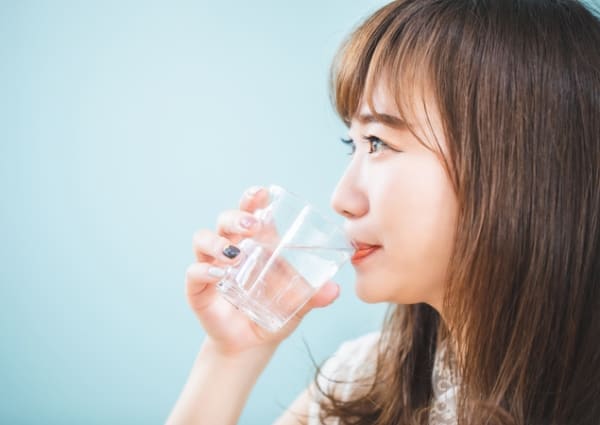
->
[167, 0, 600, 424]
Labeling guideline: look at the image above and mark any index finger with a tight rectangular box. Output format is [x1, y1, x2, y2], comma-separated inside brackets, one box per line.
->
[239, 185, 270, 213]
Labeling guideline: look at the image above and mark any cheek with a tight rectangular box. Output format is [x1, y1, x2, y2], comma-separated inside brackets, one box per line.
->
[371, 157, 457, 303]
[380, 156, 455, 238]
[354, 258, 432, 304]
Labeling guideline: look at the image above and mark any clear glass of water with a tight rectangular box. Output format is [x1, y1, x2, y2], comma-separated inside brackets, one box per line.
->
[216, 184, 354, 332]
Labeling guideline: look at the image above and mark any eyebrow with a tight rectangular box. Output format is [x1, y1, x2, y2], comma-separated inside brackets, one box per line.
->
[356, 112, 407, 129]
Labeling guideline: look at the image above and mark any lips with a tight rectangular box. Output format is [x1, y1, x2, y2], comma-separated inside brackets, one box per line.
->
[350, 241, 382, 265]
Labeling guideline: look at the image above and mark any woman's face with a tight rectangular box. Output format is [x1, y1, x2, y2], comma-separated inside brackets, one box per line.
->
[330, 82, 458, 313]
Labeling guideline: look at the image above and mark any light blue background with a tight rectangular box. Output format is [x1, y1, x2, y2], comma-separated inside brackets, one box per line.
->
[3, 1, 599, 424]
[0, 1, 390, 424]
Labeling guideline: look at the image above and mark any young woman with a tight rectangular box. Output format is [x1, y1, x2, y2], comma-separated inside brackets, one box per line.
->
[167, 0, 600, 424]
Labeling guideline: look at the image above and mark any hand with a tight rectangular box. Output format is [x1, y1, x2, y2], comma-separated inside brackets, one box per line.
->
[185, 186, 341, 356]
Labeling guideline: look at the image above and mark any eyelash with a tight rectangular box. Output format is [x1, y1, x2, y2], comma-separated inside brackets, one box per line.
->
[340, 135, 392, 156]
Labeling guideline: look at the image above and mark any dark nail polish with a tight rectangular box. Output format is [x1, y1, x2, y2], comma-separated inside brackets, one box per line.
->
[222, 245, 240, 259]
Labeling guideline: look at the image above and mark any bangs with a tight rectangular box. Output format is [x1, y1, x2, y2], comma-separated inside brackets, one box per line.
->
[329, 0, 460, 185]
[329, 0, 446, 129]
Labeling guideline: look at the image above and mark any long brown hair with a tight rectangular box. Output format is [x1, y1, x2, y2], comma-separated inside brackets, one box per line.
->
[310, 1, 600, 424]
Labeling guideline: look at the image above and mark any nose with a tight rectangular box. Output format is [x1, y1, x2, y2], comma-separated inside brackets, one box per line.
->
[330, 165, 369, 219]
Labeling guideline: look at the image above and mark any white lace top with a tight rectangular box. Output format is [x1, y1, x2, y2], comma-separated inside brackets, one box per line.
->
[306, 331, 459, 425]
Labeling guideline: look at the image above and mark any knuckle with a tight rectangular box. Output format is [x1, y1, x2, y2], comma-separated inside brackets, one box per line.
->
[211, 235, 227, 256]
[217, 210, 239, 234]
[239, 186, 263, 206]
[244, 185, 263, 198]
[186, 262, 213, 282]
[185, 263, 199, 281]
[239, 212, 260, 230]
[192, 228, 211, 245]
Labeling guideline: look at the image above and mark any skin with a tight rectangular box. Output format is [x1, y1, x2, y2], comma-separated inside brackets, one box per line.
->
[171, 80, 461, 425]
[185, 187, 340, 356]
[278, 82, 463, 424]
[168, 190, 341, 424]
[330, 81, 459, 314]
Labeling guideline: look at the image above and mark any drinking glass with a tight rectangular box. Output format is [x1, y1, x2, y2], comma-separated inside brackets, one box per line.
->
[216, 184, 354, 332]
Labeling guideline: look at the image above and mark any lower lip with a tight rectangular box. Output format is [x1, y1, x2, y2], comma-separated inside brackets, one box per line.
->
[351, 246, 382, 265]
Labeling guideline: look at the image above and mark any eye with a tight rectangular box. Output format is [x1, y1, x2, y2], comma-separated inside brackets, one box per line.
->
[340, 135, 397, 156]
[365, 135, 388, 154]
[340, 137, 355, 156]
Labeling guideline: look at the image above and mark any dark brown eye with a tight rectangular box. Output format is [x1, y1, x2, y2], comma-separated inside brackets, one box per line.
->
[366, 136, 386, 154]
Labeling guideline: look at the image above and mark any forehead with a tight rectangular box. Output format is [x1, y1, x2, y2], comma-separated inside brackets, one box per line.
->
[352, 79, 450, 158]
[350, 80, 410, 131]
[357, 80, 399, 118]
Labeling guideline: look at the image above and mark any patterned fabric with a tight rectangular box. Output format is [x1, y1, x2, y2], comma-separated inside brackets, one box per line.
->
[428, 339, 459, 425]
[306, 331, 459, 425]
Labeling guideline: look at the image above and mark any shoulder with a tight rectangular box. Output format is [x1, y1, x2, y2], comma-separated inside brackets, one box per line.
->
[306, 331, 382, 424]
[335, 330, 381, 359]
[319, 330, 381, 386]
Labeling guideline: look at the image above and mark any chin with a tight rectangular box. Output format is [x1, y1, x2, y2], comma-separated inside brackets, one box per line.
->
[354, 280, 389, 304]
[354, 275, 431, 305]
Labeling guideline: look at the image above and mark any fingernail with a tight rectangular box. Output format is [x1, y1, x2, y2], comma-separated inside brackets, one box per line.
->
[222, 245, 240, 259]
[239, 216, 258, 229]
[245, 186, 262, 197]
[208, 266, 226, 278]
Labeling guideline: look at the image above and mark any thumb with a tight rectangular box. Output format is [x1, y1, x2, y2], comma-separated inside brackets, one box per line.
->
[310, 281, 341, 308]
[295, 281, 340, 320]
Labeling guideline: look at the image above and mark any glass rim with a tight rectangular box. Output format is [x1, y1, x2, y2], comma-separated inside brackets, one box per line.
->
[267, 184, 354, 249]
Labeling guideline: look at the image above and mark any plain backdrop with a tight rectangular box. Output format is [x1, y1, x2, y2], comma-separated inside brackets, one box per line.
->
[2, 0, 599, 424]
[0, 1, 391, 424]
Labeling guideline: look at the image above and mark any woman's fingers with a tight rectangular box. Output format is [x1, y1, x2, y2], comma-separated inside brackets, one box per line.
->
[237, 185, 283, 246]
[185, 262, 227, 312]
[215, 209, 263, 240]
[190, 185, 337, 331]
[284, 281, 341, 328]
[239, 186, 270, 213]
[193, 186, 269, 263]
[214, 208, 280, 248]
[305, 281, 341, 310]
[192, 228, 245, 265]
[311, 281, 341, 308]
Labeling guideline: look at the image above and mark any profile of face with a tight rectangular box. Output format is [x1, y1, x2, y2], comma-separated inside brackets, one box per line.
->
[330, 81, 459, 313]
